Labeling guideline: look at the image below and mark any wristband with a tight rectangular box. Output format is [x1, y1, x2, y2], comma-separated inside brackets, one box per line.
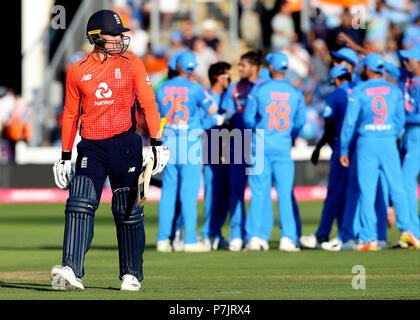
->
[150, 138, 162, 146]
[62, 151, 72, 161]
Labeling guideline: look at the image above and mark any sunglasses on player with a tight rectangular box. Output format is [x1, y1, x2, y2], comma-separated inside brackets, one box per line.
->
[217, 74, 231, 79]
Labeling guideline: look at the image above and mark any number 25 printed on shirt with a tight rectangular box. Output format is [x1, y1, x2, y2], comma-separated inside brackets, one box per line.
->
[163, 95, 190, 125]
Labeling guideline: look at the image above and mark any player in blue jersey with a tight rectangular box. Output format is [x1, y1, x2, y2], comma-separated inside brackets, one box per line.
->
[244, 54, 303, 251]
[219, 51, 274, 251]
[315, 55, 387, 251]
[381, 60, 401, 235]
[167, 57, 228, 252]
[300, 65, 353, 248]
[340, 53, 418, 250]
[244, 51, 306, 252]
[165, 55, 226, 252]
[399, 46, 420, 246]
[165, 52, 185, 252]
[155, 51, 218, 252]
[200, 61, 232, 250]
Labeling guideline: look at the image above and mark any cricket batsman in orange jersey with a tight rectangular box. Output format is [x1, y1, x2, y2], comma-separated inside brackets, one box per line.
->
[50, 9, 170, 291]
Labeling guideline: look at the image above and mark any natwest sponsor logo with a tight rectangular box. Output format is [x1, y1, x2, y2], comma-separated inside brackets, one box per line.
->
[95, 100, 114, 106]
[95, 82, 113, 99]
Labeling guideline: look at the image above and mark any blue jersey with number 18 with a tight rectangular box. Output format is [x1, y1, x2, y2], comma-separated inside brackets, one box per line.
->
[244, 78, 306, 155]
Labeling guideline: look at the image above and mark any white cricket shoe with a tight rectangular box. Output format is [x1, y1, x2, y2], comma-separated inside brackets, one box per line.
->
[171, 230, 184, 252]
[157, 239, 173, 252]
[172, 239, 184, 252]
[321, 237, 343, 251]
[120, 274, 141, 291]
[245, 236, 269, 251]
[184, 241, 211, 252]
[228, 238, 244, 252]
[51, 265, 84, 291]
[299, 234, 318, 249]
[279, 237, 301, 252]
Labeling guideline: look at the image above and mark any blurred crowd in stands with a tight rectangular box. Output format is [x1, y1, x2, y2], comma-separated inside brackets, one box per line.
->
[0, 86, 32, 164]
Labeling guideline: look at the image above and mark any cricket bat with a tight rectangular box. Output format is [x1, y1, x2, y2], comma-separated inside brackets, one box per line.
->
[137, 118, 167, 207]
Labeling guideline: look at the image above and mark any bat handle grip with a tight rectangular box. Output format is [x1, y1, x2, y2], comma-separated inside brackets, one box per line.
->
[159, 117, 167, 138]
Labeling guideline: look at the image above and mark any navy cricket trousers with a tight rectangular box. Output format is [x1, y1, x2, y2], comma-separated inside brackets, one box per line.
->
[75, 129, 143, 198]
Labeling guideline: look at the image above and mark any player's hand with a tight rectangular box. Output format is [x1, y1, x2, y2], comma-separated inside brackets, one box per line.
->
[340, 155, 349, 167]
[311, 147, 320, 165]
[53, 159, 74, 190]
[151, 145, 170, 175]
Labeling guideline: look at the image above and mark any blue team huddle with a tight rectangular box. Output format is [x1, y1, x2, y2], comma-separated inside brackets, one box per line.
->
[153, 45, 420, 253]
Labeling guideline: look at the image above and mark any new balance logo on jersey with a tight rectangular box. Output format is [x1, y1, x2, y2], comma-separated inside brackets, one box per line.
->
[81, 74, 92, 81]
[95, 82, 113, 99]
[146, 75, 151, 85]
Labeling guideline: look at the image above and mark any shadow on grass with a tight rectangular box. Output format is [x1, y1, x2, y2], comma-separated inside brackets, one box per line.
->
[0, 281, 60, 292]
[0, 281, 120, 291]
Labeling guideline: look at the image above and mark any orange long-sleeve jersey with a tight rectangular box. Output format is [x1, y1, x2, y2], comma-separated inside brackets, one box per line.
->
[62, 52, 161, 152]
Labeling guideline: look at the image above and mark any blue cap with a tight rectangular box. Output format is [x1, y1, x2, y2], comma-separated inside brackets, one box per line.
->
[168, 51, 183, 71]
[399, 45, 420, 62]
[330, 65, 350, 79]
[266, 52, 289, 72]
[384, 61, 401, 80]
[330, 47, 358, 65]
[365, 53, 385, 74]
[178, 51, 198, 73]
[170, 30, 183, 42]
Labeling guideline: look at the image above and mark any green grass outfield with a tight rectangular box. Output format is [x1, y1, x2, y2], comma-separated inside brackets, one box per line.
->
[0, 201, 419, 300]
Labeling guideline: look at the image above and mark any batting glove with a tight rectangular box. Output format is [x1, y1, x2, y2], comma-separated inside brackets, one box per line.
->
[144, 138, 170, 175]
[53, 159, 74, 190]
[151, 145, 170, 175]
